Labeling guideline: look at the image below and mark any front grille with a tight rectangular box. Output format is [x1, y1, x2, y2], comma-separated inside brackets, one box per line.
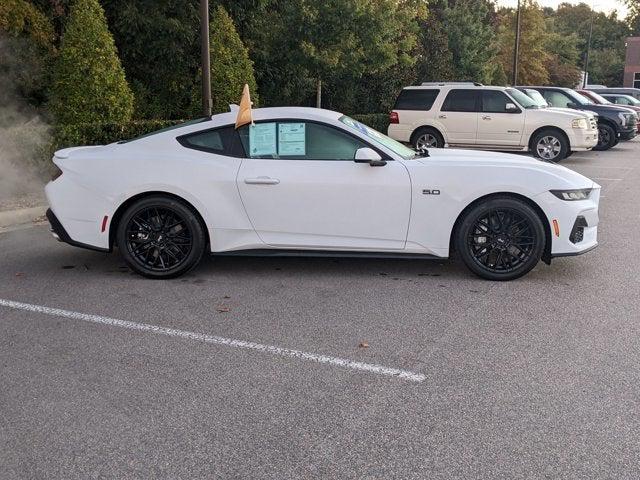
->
[569, 216, 588, 244]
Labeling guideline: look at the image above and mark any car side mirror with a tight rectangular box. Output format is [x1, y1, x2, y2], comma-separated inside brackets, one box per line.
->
[505, 102, 519, 113]
[354, 147, 386, 166]
[567, 102, 577, 109]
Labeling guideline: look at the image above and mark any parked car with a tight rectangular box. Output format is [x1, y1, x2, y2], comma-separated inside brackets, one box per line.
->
[46, 106, 600, 281]
[578, 90, 640, 133]
[517, 86, 638, 151]
[587, 87, 640, 101]
[387, 82, 598, 162]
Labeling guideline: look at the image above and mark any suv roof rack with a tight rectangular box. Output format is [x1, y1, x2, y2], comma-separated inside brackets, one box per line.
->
[420, 81, 484, 87]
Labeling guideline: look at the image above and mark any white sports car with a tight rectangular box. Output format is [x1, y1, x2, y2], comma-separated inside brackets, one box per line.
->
[46, 107, 600, 280]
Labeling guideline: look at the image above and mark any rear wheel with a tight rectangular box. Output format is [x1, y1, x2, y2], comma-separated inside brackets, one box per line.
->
[594, 123, 616, 151]
[455, 197, 545, 281]
[531, 129, 568, 162]
[117, 196, 206, 279]
[412, 127, 444, 150]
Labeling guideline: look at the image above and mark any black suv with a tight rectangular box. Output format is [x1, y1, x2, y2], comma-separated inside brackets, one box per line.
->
[517, 86, 638, 151]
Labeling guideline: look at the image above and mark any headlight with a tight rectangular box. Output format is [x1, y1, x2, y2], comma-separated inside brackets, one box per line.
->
[550, 188, 592, 201]
[571, 118, 588, 129]
[618, 112, 627, 126]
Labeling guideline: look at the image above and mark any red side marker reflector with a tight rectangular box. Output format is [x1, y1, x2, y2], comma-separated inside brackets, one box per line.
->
[552, 219, 560, 237]
[101, 215, 109, 233]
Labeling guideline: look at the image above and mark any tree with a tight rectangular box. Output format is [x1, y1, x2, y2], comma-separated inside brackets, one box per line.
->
[246, 0, 420, 112]
[50, 0, 133, 124]
[191, 5, 258, 115]
[444, 0, 496, 83]
[415, 0, 455, 83]
[625, 0, 640, 34]
[495, 1, 550, 85]
[544, 27, 581, 87]
[100, 0, 199, 119]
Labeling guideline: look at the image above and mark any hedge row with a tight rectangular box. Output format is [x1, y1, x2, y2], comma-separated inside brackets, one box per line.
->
[53, 114, 391, 151]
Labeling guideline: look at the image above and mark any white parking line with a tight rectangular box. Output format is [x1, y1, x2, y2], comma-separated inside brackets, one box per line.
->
[0, 299, 425, 383]
[592, 178, 622, 181]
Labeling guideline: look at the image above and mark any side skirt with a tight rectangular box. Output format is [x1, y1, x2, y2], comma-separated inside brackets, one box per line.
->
[212, 249, 444, 261]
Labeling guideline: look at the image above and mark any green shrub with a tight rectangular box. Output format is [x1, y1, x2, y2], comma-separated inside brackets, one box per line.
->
[50, 0, 133, 125]
[350, 113, 390, 134]
[192, 5, 258, 115]
[53, 120, 182, 150]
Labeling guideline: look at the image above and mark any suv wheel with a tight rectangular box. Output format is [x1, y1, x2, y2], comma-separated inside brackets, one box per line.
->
[532, 129, 568, 162]
[117, 195, 206, 279]
[594, 123, 616, 151]
[412, 128, 444, 149]
[455, 197, 545, 281]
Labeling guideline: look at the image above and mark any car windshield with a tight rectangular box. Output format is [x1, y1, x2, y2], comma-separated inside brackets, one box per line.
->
[618, 95, 640, 105]
[586, 91, 611, 104]
[505, 88, 539, 109]
[566, 90, 592, 105]
[520, 89, 548, 107]
[339, 116, 417, 159]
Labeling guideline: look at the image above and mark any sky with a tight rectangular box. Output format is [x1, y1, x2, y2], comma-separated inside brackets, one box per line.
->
[495, 0, 629, 16]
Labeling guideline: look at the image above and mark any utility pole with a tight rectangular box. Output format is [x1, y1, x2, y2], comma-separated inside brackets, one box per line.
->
[512, 0, 521, 86]
[583, 6, 595, 88]
[200, 0, 212, 117]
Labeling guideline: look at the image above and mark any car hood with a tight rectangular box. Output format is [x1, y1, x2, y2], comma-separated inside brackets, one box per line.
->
[526, 108, 594, 120]
[409, 149, 597, 189]
[546, 107, 597, 119]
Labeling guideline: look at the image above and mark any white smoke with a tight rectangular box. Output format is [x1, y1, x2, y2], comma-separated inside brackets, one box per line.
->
[0, 35, 51, 205]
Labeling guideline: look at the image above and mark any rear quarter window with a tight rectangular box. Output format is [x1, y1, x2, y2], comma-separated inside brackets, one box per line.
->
[177, 125, 244, 157]
[394, 89, 440, 111]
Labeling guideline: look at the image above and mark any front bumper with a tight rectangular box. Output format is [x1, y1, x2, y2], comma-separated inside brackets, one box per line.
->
[567, 128, 599, 151]
[535, 187, 600, 259]
[620, 126, 637, 140]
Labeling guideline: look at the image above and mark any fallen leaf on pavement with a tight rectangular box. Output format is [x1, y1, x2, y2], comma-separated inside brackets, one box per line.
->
[216, 306, 231, 313]
[358, 342, 369, 348]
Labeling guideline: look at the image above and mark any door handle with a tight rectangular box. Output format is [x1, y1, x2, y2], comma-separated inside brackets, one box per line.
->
[244, 176, 280, 185]
[482, 115, 492, 120]
[438, 114, 447, 119]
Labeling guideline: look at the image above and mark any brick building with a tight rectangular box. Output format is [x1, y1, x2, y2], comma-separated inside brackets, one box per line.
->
[624, 37, 640, 88]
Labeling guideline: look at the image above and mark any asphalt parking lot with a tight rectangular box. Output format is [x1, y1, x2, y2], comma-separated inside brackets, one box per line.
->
[1, 140, 639, 479]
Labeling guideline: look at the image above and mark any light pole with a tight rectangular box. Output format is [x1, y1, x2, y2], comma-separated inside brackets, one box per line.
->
[512, 0, 521, 86]
[200, 0, 212, 117]
[583, 6, 595, 88]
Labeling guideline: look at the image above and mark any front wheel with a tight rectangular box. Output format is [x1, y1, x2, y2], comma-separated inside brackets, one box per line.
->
[531, 129, 568, 162]
[455, 197, 545, 281]
[116, 195, 206, 279]
[593, 123, 616, 151]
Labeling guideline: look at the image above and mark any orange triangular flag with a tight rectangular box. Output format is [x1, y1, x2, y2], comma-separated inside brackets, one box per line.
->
[235, 84, 253, 129]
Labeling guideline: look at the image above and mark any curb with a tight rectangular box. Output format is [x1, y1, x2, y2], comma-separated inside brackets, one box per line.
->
[0, 206, 48, 229]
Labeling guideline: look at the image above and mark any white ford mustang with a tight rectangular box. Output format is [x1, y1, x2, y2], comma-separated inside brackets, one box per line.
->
[46, 107, 600, 280]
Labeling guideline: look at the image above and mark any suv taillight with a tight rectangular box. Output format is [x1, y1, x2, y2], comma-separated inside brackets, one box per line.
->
[389, 111, 399, 124]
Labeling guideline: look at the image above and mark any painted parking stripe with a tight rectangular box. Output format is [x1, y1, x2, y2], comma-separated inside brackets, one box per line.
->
[0, 298, 425, 383]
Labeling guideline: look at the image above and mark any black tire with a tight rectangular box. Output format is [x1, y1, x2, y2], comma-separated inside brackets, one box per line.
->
[412, 127, 444, 150]
[531, 129, 568, 162]
[455, 197, 545, 281]
[116, 195, 206, 279]
[593, 123, 616, 151]
[565, 150, 574, 158]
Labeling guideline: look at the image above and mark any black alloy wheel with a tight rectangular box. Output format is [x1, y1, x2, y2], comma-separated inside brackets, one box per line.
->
[456, 197, 545, 281]
[117, 196, 206, 278]
[594, 123, 616, 151]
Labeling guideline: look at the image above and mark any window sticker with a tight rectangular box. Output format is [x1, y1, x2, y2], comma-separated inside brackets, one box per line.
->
[278, 123, 306, 156]
[249, 122, 277, 156]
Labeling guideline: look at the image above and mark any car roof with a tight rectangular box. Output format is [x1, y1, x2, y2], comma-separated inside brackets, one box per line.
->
[209, 106, 343, 126]
[402, 85, 507, 91]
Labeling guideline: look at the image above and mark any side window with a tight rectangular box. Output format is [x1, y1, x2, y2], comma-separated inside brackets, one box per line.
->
[441, 90, 478, 112]
[177, 125, 242, 156]
[615, 96, 630, 105]
[239, 121, 369, 160]
[543, 91, 571, 108]
[394, 89, 440, 111]
[482, 90, 517, 113]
